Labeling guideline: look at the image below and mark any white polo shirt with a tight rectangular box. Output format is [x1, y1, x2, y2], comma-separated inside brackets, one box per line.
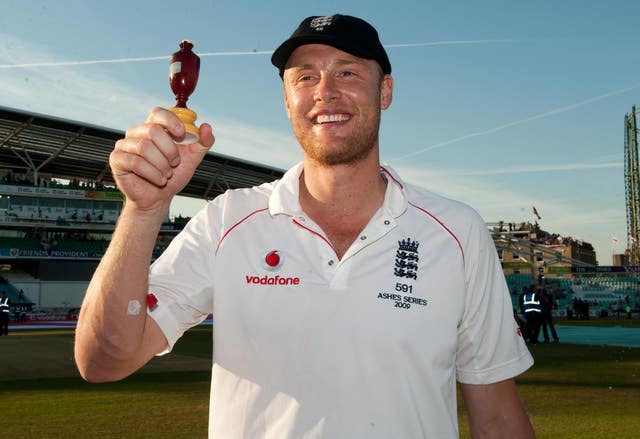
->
[148, 162, 533, 438]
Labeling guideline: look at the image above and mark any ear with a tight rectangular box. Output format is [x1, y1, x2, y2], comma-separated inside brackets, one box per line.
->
[380, 74, 393, 110]
[283, 83, 292, 120]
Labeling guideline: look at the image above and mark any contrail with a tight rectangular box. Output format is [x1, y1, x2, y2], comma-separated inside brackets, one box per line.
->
[391, 82, 640, 162]
[385, 39, 514, 48]
[0, 50, 273, 69]
[0, 40, 511, 69]
[454, 161, 622, 176]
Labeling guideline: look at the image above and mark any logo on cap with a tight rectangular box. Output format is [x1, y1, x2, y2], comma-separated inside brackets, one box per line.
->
[310, 16, 333, 31]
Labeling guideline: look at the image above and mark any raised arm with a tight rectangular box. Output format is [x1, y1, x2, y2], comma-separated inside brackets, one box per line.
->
[74, 107, 214, 382]
[460, 378, 535, 438]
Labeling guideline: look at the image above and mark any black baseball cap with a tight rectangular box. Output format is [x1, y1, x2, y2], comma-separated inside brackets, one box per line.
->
[271, 14, 391, 77]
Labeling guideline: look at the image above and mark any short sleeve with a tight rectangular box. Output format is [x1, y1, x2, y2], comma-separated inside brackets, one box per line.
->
[147, 203, 217, 353]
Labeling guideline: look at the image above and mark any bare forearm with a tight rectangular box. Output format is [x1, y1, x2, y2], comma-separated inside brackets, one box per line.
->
[75, 108, 214, 382]
[75, 203, 169, 381]
[461, 379, 535, 439]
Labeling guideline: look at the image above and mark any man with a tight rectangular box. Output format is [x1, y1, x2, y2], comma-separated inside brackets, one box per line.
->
[523, 286, 542, 344]
[540, 287, 559, 343]
[75, 14, 535, 438]
[0, 291, 10, 335]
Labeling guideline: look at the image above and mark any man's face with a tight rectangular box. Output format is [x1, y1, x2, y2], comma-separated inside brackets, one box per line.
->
[282, 44, 393, 166]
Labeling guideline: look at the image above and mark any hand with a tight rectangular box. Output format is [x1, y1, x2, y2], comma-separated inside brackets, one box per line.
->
[110, 107, 215, 213]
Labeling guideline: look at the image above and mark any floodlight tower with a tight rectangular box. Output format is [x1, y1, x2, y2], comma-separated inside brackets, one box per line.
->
[625, 106, 639, 264]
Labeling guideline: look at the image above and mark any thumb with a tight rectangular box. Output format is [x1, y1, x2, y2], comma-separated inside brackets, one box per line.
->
[182, 123, 215, 166]
[196, 123, 215, 150]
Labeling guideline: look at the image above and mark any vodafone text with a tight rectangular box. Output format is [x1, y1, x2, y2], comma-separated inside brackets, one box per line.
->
[245, 275, 301, 285]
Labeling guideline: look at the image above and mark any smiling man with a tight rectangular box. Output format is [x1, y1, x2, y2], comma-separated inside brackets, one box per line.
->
[75, 14, 535, 438]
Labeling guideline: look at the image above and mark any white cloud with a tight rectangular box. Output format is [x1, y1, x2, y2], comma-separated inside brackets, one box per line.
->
[450, 161, 621, 176]
[0, 33, 158, 129]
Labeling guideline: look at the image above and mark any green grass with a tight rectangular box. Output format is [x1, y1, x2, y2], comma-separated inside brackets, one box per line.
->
[0, 328, 213, 438]
[461, 343, 640, 438]
[1, 327, 639, 438]
[3, 374, 210, 438]
[525, 343, 640, 438]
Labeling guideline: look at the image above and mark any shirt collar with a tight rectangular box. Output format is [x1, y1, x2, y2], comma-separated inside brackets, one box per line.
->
[268, 162, 305, 216]
[269, 162, 408, 218]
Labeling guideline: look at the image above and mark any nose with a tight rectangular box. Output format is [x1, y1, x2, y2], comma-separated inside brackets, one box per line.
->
[313, 73, 339, 102]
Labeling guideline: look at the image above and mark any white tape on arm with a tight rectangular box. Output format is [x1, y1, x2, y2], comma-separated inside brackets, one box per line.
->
[127, 300, 142, 316]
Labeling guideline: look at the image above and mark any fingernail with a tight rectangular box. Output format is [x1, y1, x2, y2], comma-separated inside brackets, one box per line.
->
[166, 168, 173, 178]
[171, 156, 180, 166]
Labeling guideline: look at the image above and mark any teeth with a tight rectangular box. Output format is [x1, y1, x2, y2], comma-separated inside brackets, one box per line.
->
[316, 114, 349, 124]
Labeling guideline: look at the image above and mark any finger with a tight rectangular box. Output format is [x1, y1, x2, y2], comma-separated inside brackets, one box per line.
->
[125, 122, 181, 170]
[117, 132, 177, 178]
[110, 146, 168, 187]
[180, 123, 215, 166]
[172, 123, 214, 167]
[198, 123, 215, 149]
[144, 106, 185, 139]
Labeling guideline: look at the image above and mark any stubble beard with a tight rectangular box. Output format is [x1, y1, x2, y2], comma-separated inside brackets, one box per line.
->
[294, 111, 381, 167]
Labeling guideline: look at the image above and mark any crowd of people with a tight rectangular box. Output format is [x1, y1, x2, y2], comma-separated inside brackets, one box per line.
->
[567, 294, 635, 320]
[566, 296, 592, 320]
[495, 220, 594, 249]
[1, 170, 119, 193]
[514, 281, 637, 338]
[0, 286, 35, 331]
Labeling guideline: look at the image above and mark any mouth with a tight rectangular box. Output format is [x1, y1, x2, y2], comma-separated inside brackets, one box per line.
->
[313, 113, 351, 125]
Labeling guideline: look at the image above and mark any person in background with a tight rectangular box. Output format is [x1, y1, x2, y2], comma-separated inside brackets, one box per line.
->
[540, 287, 559, 343]
[523, 285, 542, 344]
[0, 291, 10, 336]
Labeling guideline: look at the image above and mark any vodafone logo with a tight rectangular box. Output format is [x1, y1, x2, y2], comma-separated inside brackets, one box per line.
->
[262, 249, 285, 271]
[245, 249, 301, 286]
[265, 250, 281, 268]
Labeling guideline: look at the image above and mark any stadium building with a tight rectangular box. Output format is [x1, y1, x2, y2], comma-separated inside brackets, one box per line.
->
[490, 222, 638, 317]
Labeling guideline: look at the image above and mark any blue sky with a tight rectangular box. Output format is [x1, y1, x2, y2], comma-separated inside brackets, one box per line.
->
[1, 0, 638, 264]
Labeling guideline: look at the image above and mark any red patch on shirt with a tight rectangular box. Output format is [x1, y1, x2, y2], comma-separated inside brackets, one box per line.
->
[147, 293, 158, 311]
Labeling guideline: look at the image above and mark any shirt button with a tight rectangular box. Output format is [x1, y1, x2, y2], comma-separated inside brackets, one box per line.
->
[298, 216, 306, 222]
[384, 220, 390, 226]
[328, 260, 335, 266]
[360, 235, 367, 240]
